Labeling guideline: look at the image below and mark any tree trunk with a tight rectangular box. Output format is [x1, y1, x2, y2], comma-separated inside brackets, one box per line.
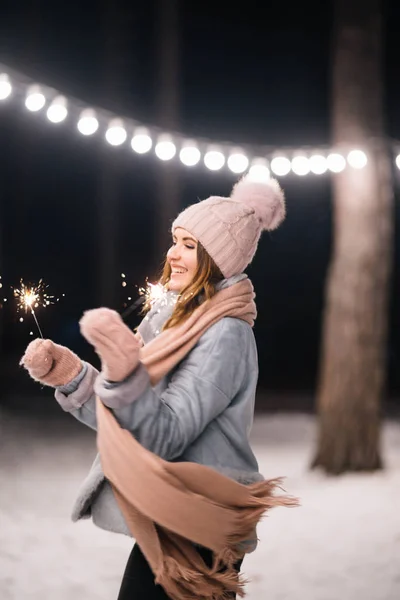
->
[312, 0, 394, 474]
[154, 0, 181, 262]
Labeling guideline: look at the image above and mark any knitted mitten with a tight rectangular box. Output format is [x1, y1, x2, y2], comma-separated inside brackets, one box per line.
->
[135, 331, 144, 347]
[79, 308, 141, 382]
[20, 339, 83, 387]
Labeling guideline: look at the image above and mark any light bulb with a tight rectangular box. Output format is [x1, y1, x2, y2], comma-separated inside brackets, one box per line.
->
[46, 96, 68, 123]
[227, 151, 249, 174]
[309, 155, 328, 175]
[291, 156, 310, 176]
[25, 85, 45, 111]
[247, 159, 270, 182]
[347, 149, 367, 169]
[131, 128, 153, 153]
[204, 148, 225, 171]
[270, 156, 291, 176]
[0, 74, 12, 100]
[179, 142, 201, 166]
[77, 109, 99, 135]
[155, 135, 176, 161]
[105, 118, 127, 146]
[327, 153, 346, 173]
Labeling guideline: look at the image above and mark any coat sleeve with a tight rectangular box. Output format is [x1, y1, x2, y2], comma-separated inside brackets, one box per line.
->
[54, 362, 100, 430]
[94, 318, 250, 460]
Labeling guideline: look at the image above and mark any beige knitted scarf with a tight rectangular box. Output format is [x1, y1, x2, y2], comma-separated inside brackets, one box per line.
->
[96, 279, 298, 599]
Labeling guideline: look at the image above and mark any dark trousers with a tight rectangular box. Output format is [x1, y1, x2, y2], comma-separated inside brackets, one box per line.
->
[117, 544, 244, 600]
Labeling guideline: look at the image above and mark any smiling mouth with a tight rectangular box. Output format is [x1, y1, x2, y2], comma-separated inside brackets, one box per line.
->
[171, 267, 187, 274]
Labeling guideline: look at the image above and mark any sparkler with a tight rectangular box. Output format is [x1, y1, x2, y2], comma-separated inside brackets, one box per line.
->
[138, 281, 165, 305]
[13, 279, 58, 338]
[121, 280, 166, 320]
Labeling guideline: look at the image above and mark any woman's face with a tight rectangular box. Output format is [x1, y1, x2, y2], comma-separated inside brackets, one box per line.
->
[166, 227, 199, 292]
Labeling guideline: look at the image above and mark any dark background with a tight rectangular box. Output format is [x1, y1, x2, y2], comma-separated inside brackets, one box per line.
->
[0, 0, 399, 411]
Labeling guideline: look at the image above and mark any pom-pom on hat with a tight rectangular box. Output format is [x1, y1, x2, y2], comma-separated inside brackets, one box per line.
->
[172, 175, 286, 278]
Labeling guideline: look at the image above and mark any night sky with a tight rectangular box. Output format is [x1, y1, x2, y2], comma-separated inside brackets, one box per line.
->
[0, 0, 399, 407]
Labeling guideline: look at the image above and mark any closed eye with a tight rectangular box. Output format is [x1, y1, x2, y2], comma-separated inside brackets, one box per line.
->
[172, 240, 195, 250]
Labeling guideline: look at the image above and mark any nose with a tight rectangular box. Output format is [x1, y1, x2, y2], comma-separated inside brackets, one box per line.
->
[167, 244, 180, 261]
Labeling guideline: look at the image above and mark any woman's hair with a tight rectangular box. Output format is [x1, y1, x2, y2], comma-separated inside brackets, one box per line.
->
[148, 241, 223, 330]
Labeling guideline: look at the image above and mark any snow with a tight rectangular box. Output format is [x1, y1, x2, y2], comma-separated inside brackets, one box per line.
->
[1, 410, 400, 600]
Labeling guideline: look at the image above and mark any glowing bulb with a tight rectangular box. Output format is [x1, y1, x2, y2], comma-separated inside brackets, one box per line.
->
[77, 109, 99, 135]
[179, 142, 201, 166]
[327, 153, 346, 173]
[131, 128, 152, 154]
[155, 135, 176, 161]
[0, 74, 12, 100]
[291, 156, 310, 176]
[204, 148, 225, 171]
[247, 159, 270, 182]
[396, 155, 400, 170]
[309, 155, 328, 175]
[270, 156, 291, 176]
[347, 150, 367, 169]
[227, 151, 249, 174]
[25, 85, 45, 112]
[46, 96, 68, 123]
[105, 118, 127, 146]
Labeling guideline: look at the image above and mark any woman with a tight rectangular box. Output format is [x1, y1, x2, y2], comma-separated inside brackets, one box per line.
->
[21, 174, 297, 600]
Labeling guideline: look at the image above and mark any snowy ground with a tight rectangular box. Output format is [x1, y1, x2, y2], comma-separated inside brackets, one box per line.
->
[1, 409, 400, 600]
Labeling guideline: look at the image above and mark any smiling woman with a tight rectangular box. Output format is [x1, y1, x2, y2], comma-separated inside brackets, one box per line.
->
[20, 175, 292, 600]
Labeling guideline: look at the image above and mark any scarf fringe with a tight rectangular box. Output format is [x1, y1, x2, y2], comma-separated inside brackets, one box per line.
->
[225, 478, 299, 548]
[155, 555, 247, 600]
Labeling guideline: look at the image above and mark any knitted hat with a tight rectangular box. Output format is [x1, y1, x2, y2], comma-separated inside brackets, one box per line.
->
[172, 175, 286, 278]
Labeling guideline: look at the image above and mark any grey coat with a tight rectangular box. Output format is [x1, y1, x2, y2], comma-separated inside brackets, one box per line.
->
[55, 276, 262, 550]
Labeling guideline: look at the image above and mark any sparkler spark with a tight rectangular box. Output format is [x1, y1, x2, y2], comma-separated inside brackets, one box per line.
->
[138, 281, 165, 306]
[121, 279, 167, 321]
[13, 279, 59, 338]
[14, 279, 55, 312]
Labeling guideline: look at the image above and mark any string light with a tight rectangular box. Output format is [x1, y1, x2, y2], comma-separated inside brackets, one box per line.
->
[1, 63, 400, 178]
[77, 108, 99, 136]
[131, 127, 152, 154]
[25, 85, 46, 112]
[271, 156, 291, 176]
[155, 135, 176, 161]
[179, 141, 201, 166]
[327, 153, 346, 173]
[248, 159, 270, 182]
[105, 118, 127, 146]
[46, 95, 68, 123]
[227, 150, 249, 174]
[347, 150, 367, 169]
[204, 147, 225, 171]
[291, 156, 310, 176]
[0, 74, 12, 100]
[309, 154, 328, 175]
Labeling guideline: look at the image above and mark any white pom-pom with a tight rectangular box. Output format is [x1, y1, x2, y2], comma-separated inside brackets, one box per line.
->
[230, 175, 286, 231]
